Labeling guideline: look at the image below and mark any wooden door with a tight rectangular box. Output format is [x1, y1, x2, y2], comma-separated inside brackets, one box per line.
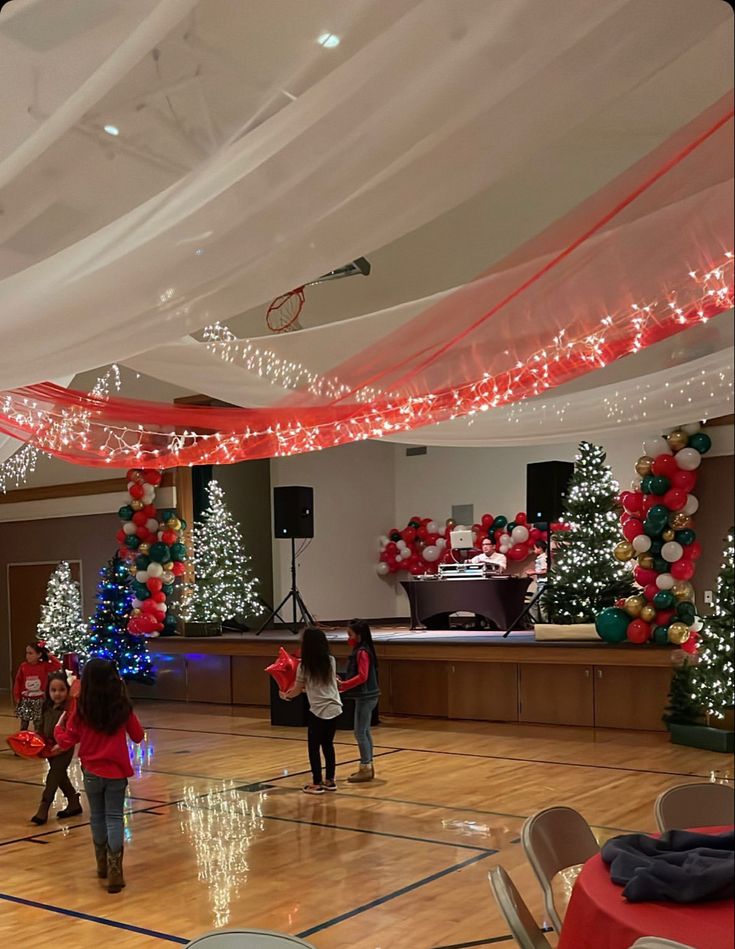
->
[389, 660, 448, 717]
[448, 662, 519, 722]
[593, 665, 672, 731]
[519, 664, 594, 726]
[7, 561, 81, 689]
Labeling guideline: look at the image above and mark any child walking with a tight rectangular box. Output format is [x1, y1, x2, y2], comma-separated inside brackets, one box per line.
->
[31, 671, 82, 825]
[281, 626, 342, 795]
[13, 641, 62, 731]
[54, 658, 144, 893]
[338, 619, 380, 783]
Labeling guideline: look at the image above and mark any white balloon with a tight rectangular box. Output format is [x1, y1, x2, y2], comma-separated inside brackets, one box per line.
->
[422, 545, 440, 562]
[511, 525, 529, 544]
[378, 535, 389, 550]
[147, 562, 164, 578]
[682, 494, 699, 516]
[632, 534, 652, 553]
[499, 540, 511, 553]
[146, 518, 159, 533]
[661, 541, 684, 563]
[656, 573, 675, 590]
[135, 571, 149, 583]
[644, 436, 671, 457]
[376, 562, 390, 576]
[132, 598, 143, 609]
[427, 521, 438, 534]
[122, 521, 137, 535]
[436, 537, 446, 549]
[675, 447, 702, 471]
[395, 553, 404, 562]
[127, 481, 135, 491]
[631, 477, 642, 490]
[155, 601, 167, 613]
[682, 422, 701, 435]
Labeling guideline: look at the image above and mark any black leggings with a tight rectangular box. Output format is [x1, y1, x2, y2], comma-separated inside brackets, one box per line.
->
[41, 750, 76, 804]
[307, 713, 337, 784]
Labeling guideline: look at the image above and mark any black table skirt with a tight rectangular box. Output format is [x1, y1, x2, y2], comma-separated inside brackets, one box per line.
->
[400, 577, 531, 630]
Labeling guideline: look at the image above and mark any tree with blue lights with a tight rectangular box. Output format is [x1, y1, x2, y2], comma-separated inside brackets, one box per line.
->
[87, 555, 154, 684]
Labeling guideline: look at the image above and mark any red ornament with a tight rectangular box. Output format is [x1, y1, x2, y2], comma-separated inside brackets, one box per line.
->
[146, 577, 163, 593]
[671, 469, 697, 492]
[621, 491, 644, 515]
[142, 469, 163, 485]
[683, 541, 703, 561]
[651, 454, 678, 478]
[115, 529, 126, 544]
[132, 511, 147, 526]
[622, 519, 644, 541]
[128, 483, 144, 500]
[143, 504, 158, 517]
[662, 488, 687, 511]
[634, 566, 658, 587]
[643, 583, 658, 603]
[515, 512, 527, 525]
[671, 559, 695, 581]
[171, 561, 186, 576]
[126, 469, 144, 483]
[656, 608, 676, 626]
[627, 619, 651, 644]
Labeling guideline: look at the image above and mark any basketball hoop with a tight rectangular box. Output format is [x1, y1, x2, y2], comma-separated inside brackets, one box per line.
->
[266, 286, 305, 333]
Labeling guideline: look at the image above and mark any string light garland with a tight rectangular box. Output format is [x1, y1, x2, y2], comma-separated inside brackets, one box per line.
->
[0, 255, 731, 468]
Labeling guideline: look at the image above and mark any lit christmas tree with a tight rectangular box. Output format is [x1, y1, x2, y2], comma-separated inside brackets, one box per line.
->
[182, 480, 262, 624]
[690, 528, 734, 720]
[37, 561, 88, 658]
[543, 441, 634, 623]
[87, 555, 154, 683]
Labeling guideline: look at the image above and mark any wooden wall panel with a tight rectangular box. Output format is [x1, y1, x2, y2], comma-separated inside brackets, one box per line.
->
[388, 660, 448, 717]
[519, 664, 594, 726]
[593, 665, 672, 731]
[232, 656, 271, 706]
[448, 662, 518, 722]
[186, 654, 232, 704]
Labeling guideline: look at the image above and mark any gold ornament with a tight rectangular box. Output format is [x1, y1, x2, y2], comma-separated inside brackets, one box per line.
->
[625, 595, 645, 617]
[635, 455, 654, 476]
[446, 518, 457, 529]
[667, 622, 691, 645]
[662, 529, 675, 541]
[614, 541, 634, 561]
[166, 517, 181, 531]
[670, 512, 693, 530]
[672, 581, 695, 601]
[640, 604, 657, 623]
[128, 566, 137, 576]
[132, 608, 141, 616]
[666, 429, 689, 451]
[139, 543, 150, 554]
[130, 500, 144, 511]
[637, 553, 654, 569]
[163, 562, 174, 572]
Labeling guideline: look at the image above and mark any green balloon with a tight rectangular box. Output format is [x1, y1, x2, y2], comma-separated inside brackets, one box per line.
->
[595, 607, 630, 643]
[641, 475, 654, 494]
[135, 554, 151, 570]
[674, 529, 696, 546]
[650, 475, 670, 496]
[170, 542, 187, 561]
[676, 601, 696, 622]
[688, 432, 712, 454]
[653, 626, 670, 644]
[125, 535, 140, 550]
[162, 583, 174, 596]
[650, 539, 664, 555]
[507, 521, 517, 532]
[649, 505, 669, 521]
[118, 505, 134, 520]
[149, 542, 171, 563]
[492, 516, 508, 529]
[644, 519, 663, 538]
[179, 518, 188, 530]
[653, 557, 669, 574]
[653, 590, 675, 609]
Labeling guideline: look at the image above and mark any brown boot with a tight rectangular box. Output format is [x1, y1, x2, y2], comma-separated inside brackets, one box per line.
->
[107, 849, 125, 893]
[30, 801, 50, 825]
[347, 763, 374, 783]
[94, 843, 108, 879]
[57, 792, 83, 819]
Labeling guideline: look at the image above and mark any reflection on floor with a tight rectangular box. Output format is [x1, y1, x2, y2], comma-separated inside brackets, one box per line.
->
[0, 699, 731, 948]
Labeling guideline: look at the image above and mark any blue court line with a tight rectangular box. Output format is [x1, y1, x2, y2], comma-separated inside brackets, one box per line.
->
[145, 723, 360, 747]
[297, 850, 494, 939]
[0, 893, 188, 944]
[262, 812, 494, 853]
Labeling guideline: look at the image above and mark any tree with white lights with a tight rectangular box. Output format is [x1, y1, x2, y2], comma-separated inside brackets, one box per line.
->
[690, 528, 734, 719]
[543, 441, 633, 623]
[182, 480, 262, 624]
[37, 561, 88, 658]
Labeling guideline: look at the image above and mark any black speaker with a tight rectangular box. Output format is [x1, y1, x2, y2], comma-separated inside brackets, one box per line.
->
[526, 461, 574, 523]
[273, 486, 314, 538]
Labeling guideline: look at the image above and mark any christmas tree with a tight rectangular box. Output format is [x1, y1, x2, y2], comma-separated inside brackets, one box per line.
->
[663, 662, 701, 725]
[37, 561, 88, 659]
[543, 441, 633, 623]
[690, 527, 734, 720]
[182, 480, 262, 624]
[87, 555, 154, 683]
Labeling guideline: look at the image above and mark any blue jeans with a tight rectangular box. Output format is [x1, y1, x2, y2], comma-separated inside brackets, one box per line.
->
[83, 770, 127, 852]
[354, 696, 378, 765]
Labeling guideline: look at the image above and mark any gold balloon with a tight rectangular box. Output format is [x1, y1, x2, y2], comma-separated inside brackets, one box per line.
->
[667, 429, 689, 451]
[163, 562, 174, 572]
[662, 529, 675, 541]
[614, 541, 634, 561]
[166, 517, 182, 531]
[139, 543, 151, 554]
[635, 455, 654, 476]
[667, 622, 691, 645]
[637, 553, 654, 569]
[132, 608, 141, 616]
[625, 595, 645, 617]
[130, 500, 144, 511]
[672, 581, 695, 601]
[641, 604, 657, 622]
[670, 512, 694, 530]
[446, 518, 457, 529]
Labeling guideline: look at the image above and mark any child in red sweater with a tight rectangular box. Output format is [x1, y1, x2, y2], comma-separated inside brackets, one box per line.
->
[13, 642, 62, 731]
[54, 658, 144, 893]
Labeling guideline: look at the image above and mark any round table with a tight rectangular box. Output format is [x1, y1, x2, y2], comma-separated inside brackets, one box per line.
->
[557, 826, 734, 949]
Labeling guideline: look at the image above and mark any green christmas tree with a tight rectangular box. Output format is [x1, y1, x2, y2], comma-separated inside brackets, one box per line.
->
[37, 561, 88, 658]
[87, 555, 154, 684]
[690, 527, 734, 720]
[543, 441, 633, 623]
[663, 662, 700, 725]
[182, 480, 262, 624]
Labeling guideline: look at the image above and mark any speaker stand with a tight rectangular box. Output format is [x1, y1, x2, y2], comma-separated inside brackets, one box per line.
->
[256, 537, 314, 635]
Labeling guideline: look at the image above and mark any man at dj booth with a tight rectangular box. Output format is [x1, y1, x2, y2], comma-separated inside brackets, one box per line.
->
[469, 536, 507, 573]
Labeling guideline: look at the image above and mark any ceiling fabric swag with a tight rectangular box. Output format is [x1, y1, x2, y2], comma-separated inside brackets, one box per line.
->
[0, 0, 730, 388]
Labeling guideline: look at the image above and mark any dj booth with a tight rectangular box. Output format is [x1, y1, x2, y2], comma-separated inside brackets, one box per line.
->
[400, 565, 531, 630]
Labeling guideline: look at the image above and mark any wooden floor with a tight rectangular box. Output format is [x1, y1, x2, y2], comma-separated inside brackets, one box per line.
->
[0, 699, 732, 949]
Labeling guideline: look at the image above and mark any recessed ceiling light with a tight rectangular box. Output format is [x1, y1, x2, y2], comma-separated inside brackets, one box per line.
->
[103, 124, 120, 137]
[317, 32, 340, 48]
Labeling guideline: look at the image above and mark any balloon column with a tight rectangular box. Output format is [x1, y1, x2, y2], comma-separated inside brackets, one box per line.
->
[115, 469, 187, 636]
[375, 512, 560, 576]
[595, 424, 710, 651]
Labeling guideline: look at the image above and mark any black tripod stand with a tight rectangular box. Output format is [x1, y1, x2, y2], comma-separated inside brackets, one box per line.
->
[502, 537, 552, 638]
[256, 537, 314, 635]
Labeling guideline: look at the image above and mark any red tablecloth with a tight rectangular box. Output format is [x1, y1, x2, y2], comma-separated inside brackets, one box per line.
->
[557, 826, 734, 949]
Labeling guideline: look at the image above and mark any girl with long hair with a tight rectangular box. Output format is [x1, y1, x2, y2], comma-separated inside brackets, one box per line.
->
[281, 626, 342, 794]
[31, 671, 82, 824]
[338, 619, 380, 783]
[54, 658, 144, 892]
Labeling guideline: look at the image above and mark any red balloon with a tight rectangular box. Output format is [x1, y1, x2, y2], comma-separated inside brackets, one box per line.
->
[171, 561, 186, 576]
[141, 599, 158, 613]
[507, 543, 530, 562]
[671, 559, 695, 581]
[641, 495, 656, 515]
[681, 632, 700, 655]
[116, 529, 126, 544]
[132, 511, 147, 526]
[643, 583, 658, 603]
[143, 504, 158, 518]
[152, 591, 166, 603]
[143, 469, 162, 485]
[409, 562, 424, 575]
[161, 530, 178, 545]
[129, 483, 144, 500]
[651, 454, 678, 478]
[515, 512, 528, 525]
[684, 541, 703, 561]
[7, 730, 46, 757]
[529, 528, 542, 542]
[118, 546, 131, 560]
[146, 577, 163, 593]
[656, 608, 675, 626]
[662, 488, 687, 512]
[265, 648, 299, 692]
[671, 469, 697, 492]
[627, 619, 651, 644]
[481, 514, 493, 528]
[417, 526, 428, 540]
[622, 519, 644, 541]
[634, 566, 658, 587]
[386, 542, 398, 555]
[401, 527, 416, 543]
[621, 491, 644, 515]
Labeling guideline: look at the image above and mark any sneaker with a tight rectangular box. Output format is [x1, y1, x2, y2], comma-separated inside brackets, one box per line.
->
[302, 784, 325, 795]
[321, 780, 337, 792]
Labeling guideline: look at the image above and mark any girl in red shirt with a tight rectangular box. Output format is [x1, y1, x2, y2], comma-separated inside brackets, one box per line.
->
[13, 641, 62, 731]
[54, 658, 144, 893]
